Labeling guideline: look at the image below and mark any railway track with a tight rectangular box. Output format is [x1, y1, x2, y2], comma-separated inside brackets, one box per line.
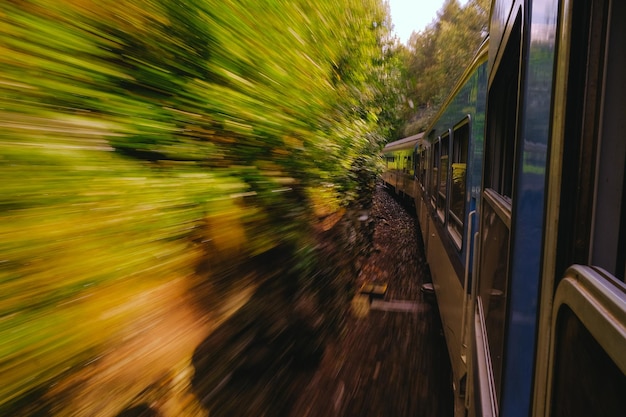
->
[287, 185, 453, 417]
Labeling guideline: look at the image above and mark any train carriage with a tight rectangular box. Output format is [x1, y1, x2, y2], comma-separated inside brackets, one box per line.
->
[418, 40, 489, 416]
[475, 1, 626, 416]
[383, 0, 626, 416]
[383, 39, 489, 415]
[381, 132, 423, 201]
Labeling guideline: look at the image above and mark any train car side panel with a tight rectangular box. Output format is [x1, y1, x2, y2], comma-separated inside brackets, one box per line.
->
[427, 215, 467, 386]
[381, 133, 423, 199]
[420, 43, 489, 414]
[534, 0, 626, 415]
[498, 6, 557, 417]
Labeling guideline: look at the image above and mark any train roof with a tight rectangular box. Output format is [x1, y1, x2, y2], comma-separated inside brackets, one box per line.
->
[382, 132, 424, 153]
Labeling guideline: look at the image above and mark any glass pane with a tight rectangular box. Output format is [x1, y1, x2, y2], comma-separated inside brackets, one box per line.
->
[450, 123, 469, 227]
[420, 149, 427, 185]
[590, 0, 626, 281]
[478, 195, 510, 399]
[432, 142, 440, 204]
[484, 15, 521, 199]
[438, 137, 449, 215]
[551, 306, 626, 416]
[438, 155, 448, 213]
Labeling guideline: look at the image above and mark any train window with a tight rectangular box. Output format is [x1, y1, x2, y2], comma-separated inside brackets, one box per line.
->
[557, 0, 626, 282]
[477, 190, 510, 399]
[449, 120, 470, 243]
[484, 19, 520, 201]
[589, 0, 626, 281]
[437, 132, 450, 221]
[550, 305, 626, 417]
[476, 11, 521, 406]
[484, 76, 516, 201]
[415, 149, 421, 185]
[420, 148, 427, 188]
[432, 140, 440, 207]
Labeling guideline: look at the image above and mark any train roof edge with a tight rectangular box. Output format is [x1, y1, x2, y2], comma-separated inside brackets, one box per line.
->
[382, 37, 489, 154]
[382, 131, 425, 153]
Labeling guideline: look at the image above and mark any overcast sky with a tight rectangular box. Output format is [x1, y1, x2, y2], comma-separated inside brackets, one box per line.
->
[386, 0, 468, 44]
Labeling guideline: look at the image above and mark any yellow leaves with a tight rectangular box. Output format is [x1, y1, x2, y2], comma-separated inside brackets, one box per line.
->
[307, 183, 343, 219]
[283, 135, 304, 150]
[61, 0, 170, 32]
[204, 198, 248, 256]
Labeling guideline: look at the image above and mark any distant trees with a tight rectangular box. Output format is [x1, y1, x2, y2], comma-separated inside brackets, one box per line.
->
[393, 0, 490, 137]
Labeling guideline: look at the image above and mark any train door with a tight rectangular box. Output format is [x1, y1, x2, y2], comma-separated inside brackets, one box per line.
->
[471, 10, 522, 417]
[534, 0, 626, 415]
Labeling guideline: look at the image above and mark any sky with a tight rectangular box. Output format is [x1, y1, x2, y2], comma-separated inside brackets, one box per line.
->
[386, 0, 468, 44]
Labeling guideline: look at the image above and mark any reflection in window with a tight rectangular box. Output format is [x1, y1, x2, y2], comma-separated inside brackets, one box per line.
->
[450, 121, 469, 240]
[420, 148, 427, 187]
[438, 133, 449, 218]
[432, 141, 440, 206]
[589, 0, 626, 282]
[478, 192, 510, 399]
[551, 306, 626, 417]
[484, 14, 520, 200]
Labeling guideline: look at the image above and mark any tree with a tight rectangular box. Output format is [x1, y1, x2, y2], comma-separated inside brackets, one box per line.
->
[397, 0, 490, 137]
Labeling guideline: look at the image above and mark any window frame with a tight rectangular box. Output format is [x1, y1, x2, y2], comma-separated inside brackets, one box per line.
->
[546, 265, 626, 417]
[431, 139, 440, 208]
[437, 131, 451, 222]
[448, 117, 471, 249]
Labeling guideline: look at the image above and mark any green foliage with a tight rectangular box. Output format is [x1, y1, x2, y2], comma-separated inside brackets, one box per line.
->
[396, 0, 490, 137]
[0, 0, 399, 412]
